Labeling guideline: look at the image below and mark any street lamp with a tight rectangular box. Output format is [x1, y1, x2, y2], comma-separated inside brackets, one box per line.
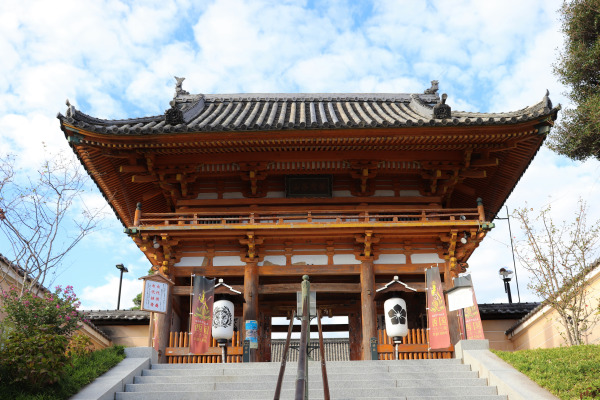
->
[499, 268, 513, 304]
[115, 263, 128, 310]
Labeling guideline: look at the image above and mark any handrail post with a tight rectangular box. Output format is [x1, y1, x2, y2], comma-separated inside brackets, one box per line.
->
[274, 310, 295, 400]
[317, 309, 330, 400]
[295, 275, 310, 400]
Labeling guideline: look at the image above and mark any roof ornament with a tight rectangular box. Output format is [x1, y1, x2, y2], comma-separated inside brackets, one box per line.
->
[174, 76, 189, 97]
[65, 99, 76, 118]
[543, 89, 552, 110]
[165, 100, 184, 125]
[424, 80, 439, 95]
[433, 93, 451, 119]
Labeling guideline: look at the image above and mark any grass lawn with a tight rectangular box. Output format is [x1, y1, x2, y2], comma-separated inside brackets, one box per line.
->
[492, 345, 600, 400]
[0, 345, 125, 400]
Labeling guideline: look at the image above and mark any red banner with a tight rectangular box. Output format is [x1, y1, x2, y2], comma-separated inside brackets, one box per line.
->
[464, 289, 485, 340]
[426, 267, 451, 349]
[190, 276, 215, 354]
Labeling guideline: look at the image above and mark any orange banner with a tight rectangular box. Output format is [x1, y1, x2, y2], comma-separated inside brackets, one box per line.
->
[464, 290, 485, 340]
[190, 276, 215, 354]
[426, 267, 451, 349]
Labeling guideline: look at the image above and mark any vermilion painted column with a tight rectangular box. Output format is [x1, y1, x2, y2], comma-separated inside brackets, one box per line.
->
[360, 259, 376, 360]
[243, 260, 259, 361]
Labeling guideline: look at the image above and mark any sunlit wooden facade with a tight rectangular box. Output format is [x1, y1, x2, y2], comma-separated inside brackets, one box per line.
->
[59, 80, 558, 362]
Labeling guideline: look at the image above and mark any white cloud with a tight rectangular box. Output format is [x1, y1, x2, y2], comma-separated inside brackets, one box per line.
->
[0, 0, 586, 307]
[80, 274, 143, 310]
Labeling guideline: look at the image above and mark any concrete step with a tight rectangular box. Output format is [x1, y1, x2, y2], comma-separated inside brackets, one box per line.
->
[142, 363, 471, 376]
[150, 358, 462, 369]
[117, 387, 505, 400]
[127, 377, 487, 391]
[134, 371, 481, 384]
[116, 359, 507, 400]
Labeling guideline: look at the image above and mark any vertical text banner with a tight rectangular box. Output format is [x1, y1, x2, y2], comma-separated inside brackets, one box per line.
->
[464, 287, 485, 340]
[142, 279, 168, 313]
[426, 267, 451, 349]
[190, 276, 215, 354]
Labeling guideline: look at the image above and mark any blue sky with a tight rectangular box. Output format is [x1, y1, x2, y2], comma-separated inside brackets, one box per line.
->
[2, 0, 600, 310]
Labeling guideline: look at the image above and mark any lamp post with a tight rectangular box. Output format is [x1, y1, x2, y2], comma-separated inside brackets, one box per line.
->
[115, 263, 128, 310]
[499, 268, 513, 304]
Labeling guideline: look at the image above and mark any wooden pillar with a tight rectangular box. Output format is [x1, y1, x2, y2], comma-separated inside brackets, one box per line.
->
[360, 259, 376, 360]
[348, 311, 362, 360]
[243, 260, 259, 361]
[155, 288, 173, 363]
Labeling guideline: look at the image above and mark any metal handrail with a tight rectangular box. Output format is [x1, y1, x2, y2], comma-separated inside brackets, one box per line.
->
[274, 310, 295, 400]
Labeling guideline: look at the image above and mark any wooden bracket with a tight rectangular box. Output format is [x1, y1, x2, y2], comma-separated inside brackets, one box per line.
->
[239, 232, 264, 261]
[355, 231, 379, 258]
[349, 161, 378, 196]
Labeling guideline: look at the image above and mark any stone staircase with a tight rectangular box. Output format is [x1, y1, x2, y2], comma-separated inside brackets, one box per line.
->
[115, 358, 507, 400]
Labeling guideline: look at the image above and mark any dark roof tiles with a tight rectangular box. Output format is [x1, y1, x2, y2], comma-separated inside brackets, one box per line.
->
[58, 86, 559, 135]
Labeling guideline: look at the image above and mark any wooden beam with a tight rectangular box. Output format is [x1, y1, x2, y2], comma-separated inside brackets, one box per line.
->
[132, 175, 158, 183]
[259, 282, 360, 294]
[271, 324, 349, 333]
[173, 263, 441, 277]
[176, 196, 443, 208]
[470, 158, 498, 167]
[119, 165, 147, 173]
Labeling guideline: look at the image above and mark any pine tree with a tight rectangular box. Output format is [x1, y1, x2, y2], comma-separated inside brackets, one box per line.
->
[549, 0, 600, 160]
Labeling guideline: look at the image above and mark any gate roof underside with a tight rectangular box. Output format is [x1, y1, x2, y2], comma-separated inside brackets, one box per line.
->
[58, 82, 560, 229]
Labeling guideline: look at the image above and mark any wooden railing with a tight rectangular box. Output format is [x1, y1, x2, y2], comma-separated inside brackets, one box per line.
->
[377, 328, 453, 360]
[137, 208, 480, 228]
[165, 331, 243, 363]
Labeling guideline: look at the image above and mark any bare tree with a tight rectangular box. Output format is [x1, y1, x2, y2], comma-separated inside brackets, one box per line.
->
[0, 151, 104, 295]
[514, 199, 600, 346]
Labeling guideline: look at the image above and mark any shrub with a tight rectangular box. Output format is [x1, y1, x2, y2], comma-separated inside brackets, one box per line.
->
[0, 285, 83, 337]
[68, 333, 93, 358]
[0, 327, 69, 388]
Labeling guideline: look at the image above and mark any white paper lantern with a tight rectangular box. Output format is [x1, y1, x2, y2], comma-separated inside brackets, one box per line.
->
[384, 297, 408, 338]
[212, 300, 234, 340]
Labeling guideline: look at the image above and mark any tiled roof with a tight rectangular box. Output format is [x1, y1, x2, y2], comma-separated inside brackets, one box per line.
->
[271, 338, 349, 362]
[478, 302, 540, 320]
[57, 80, 559, 134]
[0, 253, 49, 293]
[82, 309, 150, 323]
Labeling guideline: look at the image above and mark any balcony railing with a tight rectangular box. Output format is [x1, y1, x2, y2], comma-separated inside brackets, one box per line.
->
[135, 208, 482, 229]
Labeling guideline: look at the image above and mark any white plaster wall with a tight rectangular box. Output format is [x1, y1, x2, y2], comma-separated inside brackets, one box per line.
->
[259, 256, 287, 266]
[373, 254, 406, 264]
[291, 255, 328, 265]
[223, 192, 244, 199]
[373, 190, 395, 197]
[266, 191, 285, 198]
[212, 256, 246, 266]
[332, 254, 361, 264]
[174, 256, 205, 267]
[411, 253, 445, 264]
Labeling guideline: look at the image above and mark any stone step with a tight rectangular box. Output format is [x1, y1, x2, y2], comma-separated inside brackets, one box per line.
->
[142, 363, 471, 376]
[134, 371, 480, 383]
[129, 377, 487, 390]
[116, 387, 504, 400]
[122, 383, 497, 396]
[150, 358, 462, 369]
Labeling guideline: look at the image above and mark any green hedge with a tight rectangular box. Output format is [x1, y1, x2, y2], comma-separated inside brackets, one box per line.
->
[493, 345, 600, 400]
[0, 345, 125, 400]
